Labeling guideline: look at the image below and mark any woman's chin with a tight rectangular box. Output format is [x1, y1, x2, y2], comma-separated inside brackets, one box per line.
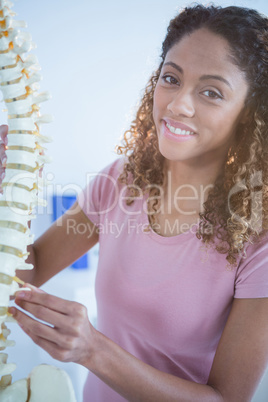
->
[158, 141, 187, 162]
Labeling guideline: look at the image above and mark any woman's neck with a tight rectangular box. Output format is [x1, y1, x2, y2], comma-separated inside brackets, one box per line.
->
[162, 158, 225, 215]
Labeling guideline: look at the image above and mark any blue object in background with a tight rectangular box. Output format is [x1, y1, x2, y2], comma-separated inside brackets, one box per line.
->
[52, 195, 89, 269]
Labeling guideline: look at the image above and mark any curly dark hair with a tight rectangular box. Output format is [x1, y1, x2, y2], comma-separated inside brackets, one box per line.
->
[116, 4, 268, 267]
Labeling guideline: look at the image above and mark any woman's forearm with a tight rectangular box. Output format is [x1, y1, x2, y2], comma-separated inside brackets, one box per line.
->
[87, 330, 223, 402]
[16, 243, 37, 285]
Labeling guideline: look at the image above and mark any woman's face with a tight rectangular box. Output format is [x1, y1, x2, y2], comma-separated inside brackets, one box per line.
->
[153, 28, 249, 166]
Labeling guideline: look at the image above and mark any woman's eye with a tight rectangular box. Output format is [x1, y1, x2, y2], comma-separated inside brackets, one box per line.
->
[161, 75, 179, 85]
[202, 90, 223, 99]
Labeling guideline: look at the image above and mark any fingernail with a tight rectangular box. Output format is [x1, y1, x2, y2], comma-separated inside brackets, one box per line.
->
[1, 172, 5, 180]
[25, 283, 43, 293]
[16, 291, 26, 299]
[2, 157, 7, 167]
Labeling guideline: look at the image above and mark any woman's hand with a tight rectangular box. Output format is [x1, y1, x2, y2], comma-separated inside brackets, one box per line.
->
[10, 284, 97, 367]
[0, 124, 8, 192]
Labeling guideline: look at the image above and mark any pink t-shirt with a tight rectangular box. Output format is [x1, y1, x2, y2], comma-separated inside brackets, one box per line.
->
[78, 158, 268, 402]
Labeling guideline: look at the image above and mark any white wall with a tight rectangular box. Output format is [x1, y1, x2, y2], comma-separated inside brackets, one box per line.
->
[2, 0, 268, 401]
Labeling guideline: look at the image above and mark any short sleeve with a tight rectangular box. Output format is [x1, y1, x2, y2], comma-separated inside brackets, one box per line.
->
[234, 234, 268, 298]
[77, 158, 124, 226]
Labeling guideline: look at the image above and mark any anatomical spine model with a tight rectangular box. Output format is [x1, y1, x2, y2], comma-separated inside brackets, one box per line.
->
[0, 1, 76, 401]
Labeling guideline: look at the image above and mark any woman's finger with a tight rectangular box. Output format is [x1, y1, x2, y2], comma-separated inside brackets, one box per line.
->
[11, 306, 78, 352]
[10, 306, 81, 361]
[10, 306, 64, 346]
[21, 326, 71, 362]
[14, 298, 74, 333]
[0, 143, 6, 162]
[22, 283, 45, 294]
[0, 125, 8, 181]
[0, 124, 8, 145]
[15, 286, 85, 316]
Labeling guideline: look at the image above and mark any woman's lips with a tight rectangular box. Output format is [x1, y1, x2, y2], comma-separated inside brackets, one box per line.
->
[162, 120, 197, 143]
[164, 118, 196, 134]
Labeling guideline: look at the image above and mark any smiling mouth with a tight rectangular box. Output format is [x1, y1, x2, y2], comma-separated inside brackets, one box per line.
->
[166, 123, 195, 136]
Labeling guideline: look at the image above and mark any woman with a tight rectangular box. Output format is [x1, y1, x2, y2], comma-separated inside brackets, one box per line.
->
[1, 4, 268, 401]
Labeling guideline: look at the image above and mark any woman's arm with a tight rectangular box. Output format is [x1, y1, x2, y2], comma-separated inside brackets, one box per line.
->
[19, 201, 99, 286]
[11, 291, 268, 402]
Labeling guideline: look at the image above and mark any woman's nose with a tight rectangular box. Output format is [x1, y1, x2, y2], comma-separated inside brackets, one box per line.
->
[167, 89, 195, 118]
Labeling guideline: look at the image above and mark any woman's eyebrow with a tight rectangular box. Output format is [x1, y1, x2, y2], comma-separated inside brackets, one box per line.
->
[163, 61, 232, 90]
[163, 61, 183, 74]
[200, 74, 233, 90]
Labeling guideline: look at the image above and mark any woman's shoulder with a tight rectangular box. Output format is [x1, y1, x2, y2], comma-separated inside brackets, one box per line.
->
[234, 232, 268, 298]
[235, 231, 268, 270]
[84, 157, 128, 204]
[85, 157, 126, 192]
[78, 158, 127, 223]
[244, 231, 268, 259]
[97, 157, 126, 178]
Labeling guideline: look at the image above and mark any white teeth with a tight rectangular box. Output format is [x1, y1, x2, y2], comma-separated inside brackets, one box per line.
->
[166, 123, 195, 136]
